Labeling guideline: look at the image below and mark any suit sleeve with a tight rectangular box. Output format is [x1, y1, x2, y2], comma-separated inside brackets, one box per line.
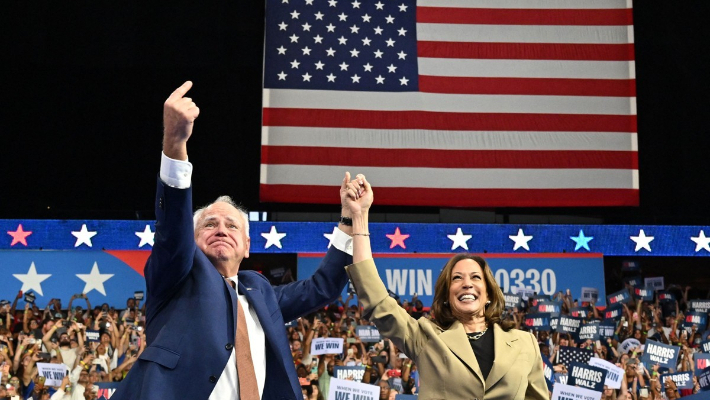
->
[346, 259, 428, 360]
[143, 176, 196, 305]
[525, 332, 550, 400]
[274, 245, 351, 322]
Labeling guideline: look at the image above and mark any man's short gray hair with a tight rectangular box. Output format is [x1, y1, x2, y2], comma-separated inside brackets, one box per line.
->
[193, 195, 250, 238]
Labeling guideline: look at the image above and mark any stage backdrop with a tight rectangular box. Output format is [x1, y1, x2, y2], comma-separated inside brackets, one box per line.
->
[298, 253, 606, 305]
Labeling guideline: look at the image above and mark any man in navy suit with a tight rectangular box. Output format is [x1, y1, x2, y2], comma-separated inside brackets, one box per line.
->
[113, 81, 354, 399]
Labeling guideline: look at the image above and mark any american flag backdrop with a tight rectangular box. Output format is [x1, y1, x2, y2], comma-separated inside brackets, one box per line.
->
[261, 0, 637, 207]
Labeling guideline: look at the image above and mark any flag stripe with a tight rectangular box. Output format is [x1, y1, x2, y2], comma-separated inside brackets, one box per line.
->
[418, 58, 636, 79]
[263, 108, 638, 132]
[417, 24, 633, 44]
[262, 127, 638, 151]
[260, 185, 640, 207]
[264, 89, 636, 115]
[418, 41, 635, 61]
[260, 164, 639, 189]
[417, 7, 634, 26]
[420, 76, 636, 97]
[416, 0, 631, 9]
[262, 146, 639, 169]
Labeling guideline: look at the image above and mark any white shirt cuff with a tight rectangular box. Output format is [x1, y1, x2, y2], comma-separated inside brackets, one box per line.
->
[331, 227, 353, 256]
[160, 152, 193, 189]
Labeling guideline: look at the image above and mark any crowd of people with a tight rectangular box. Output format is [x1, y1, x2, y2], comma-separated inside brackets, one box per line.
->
[1, 281, 709, 399]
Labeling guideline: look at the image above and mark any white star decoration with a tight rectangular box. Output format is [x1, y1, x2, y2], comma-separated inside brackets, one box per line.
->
[13, 262, 51, 296]
[509, 229, 533, 251]
[324, 227, 337, 248]
[630, 229, 654, 252]
[447, 228, 472, 250]
[262, 226, 287, 249]
[72, 224, 97, 248]
[76, 262, 114, 296]
[691, 230, 710, 252]
[135, 225, 155, 248]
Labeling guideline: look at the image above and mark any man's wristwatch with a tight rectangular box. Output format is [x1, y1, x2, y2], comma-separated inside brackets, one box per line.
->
[339, 216, 353, 226]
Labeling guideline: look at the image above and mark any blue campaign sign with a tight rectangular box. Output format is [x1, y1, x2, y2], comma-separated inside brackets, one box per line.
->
[658, 291, 676, 302]
[690, 300, 710, 313]
[684, 312, 709, 331]
[662, 371, 694, 390]
[567, 362, 607, 392]
[524, 313, 552, 331]
[537, 301, 562, 314]
[0, 251, 147, 307]
[642, 341, 680, 370]
[542, 355, 555, 392]
[599, 321, 617, 339]
[633, 287, 654, 301]
[624, 275, 643, 288]
[605, 305, 623, 321]
[95, 382, 121, 399]
[333, 366, 366, 382]
[607, 288, 631, 306]
[298, 253, 605, 306]
[570, 307, 589, 319]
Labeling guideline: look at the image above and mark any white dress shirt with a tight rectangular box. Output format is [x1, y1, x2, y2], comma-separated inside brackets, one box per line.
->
[159, 152, 352, 399]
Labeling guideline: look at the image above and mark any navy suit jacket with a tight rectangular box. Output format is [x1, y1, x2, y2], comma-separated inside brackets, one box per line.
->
[113, 179, 350, 400]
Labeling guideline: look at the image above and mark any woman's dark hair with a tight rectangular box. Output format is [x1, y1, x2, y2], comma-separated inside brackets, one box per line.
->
[430, 253, 513, 331]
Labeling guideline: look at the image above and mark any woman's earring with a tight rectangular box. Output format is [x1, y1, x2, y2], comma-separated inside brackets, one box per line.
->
[443, 301, 449, 306]
[485, 301, 491, 307]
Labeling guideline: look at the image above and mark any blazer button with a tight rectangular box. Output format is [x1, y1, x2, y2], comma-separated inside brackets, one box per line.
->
[209, 376, 217, 383]
[225, 343, 234, 350]
[158, 197, 164, 210]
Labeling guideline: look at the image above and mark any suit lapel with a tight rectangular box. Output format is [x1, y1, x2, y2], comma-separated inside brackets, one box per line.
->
[485, 324, 522, 388]
[439, 320, 485, 384]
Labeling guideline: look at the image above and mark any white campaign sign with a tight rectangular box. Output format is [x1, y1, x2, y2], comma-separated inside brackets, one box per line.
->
[37, 362, 67, 387]
[589, 357, 624, 389]
[327, 377, 380, 400]
[312, 338, 345, 356]
[551, 383, 602, 400]
[644, 277, 665, 290]
[581, 287, 599, 304]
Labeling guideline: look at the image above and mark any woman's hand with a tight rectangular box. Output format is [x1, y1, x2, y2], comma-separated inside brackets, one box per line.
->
[341, 172, 373, 215]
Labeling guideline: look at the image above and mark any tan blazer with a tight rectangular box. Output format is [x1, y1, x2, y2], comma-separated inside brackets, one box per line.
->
[346, 259, 549, 400]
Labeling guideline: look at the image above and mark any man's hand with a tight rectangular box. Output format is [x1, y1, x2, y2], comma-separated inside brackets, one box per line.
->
[163, 81, 200, 160]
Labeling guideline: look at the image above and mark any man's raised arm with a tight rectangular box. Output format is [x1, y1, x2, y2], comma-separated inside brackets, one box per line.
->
[162, 81, 200, 161]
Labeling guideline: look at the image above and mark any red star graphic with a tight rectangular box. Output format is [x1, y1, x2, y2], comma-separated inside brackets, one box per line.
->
[8, 224, 32, 246]
[386, 227, 410, 249]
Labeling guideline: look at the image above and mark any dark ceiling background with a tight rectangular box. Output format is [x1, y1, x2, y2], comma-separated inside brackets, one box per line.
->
[3, 2, 709, 223]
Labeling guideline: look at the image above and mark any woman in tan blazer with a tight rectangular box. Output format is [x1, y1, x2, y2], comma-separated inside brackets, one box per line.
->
[341, 173, 548, 400]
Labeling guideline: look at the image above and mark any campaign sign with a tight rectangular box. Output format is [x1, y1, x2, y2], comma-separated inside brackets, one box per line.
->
[683, 312, 709, 331]
[524, 313, 552, 331]
[581, 287, 599, 304]
[578, 321, 600, 342]
[504, 293, 523, 309]
[589, 357, 624, 389]
[606, 289, 631, 306]
[37, 362, 67, 387]
[531, 295, 551, 307]
[567, 362, 607, 392]
[558, 316, 583, 337]
[311, 338, 344, 356]
[633, 287, 654, 301]
[543, 355, 555, 392]
[621, 261, 640, 272]
[327, 377, 380, 400]
[618, 338, 641, 354]
[334, 366, 366, 382]
[299, 254, 606, 307]
[598, 321, 616, 339]
[604, 305, 623, 321]
[699, 367, 710, 391]
[701, 341, 710, 353]
[624, 275, 643, 288]
[695, 354, 710, 374]
[550, 316, 559, 331]
[658, 291, 675, 302]
[661, 371, 694, 390]
[95, 382, 121, 400]
[645, 277, 665, 291]
[355, 326, 380, 343]
[570, 307, 589, 319]
[513, 287, 536, 301]
[538, 301, 562, 315]
[641, 341, 680, 370]
[690, 300, 710, 313]
[86, 330, 101, 342]
[551, 383, 602, 400]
